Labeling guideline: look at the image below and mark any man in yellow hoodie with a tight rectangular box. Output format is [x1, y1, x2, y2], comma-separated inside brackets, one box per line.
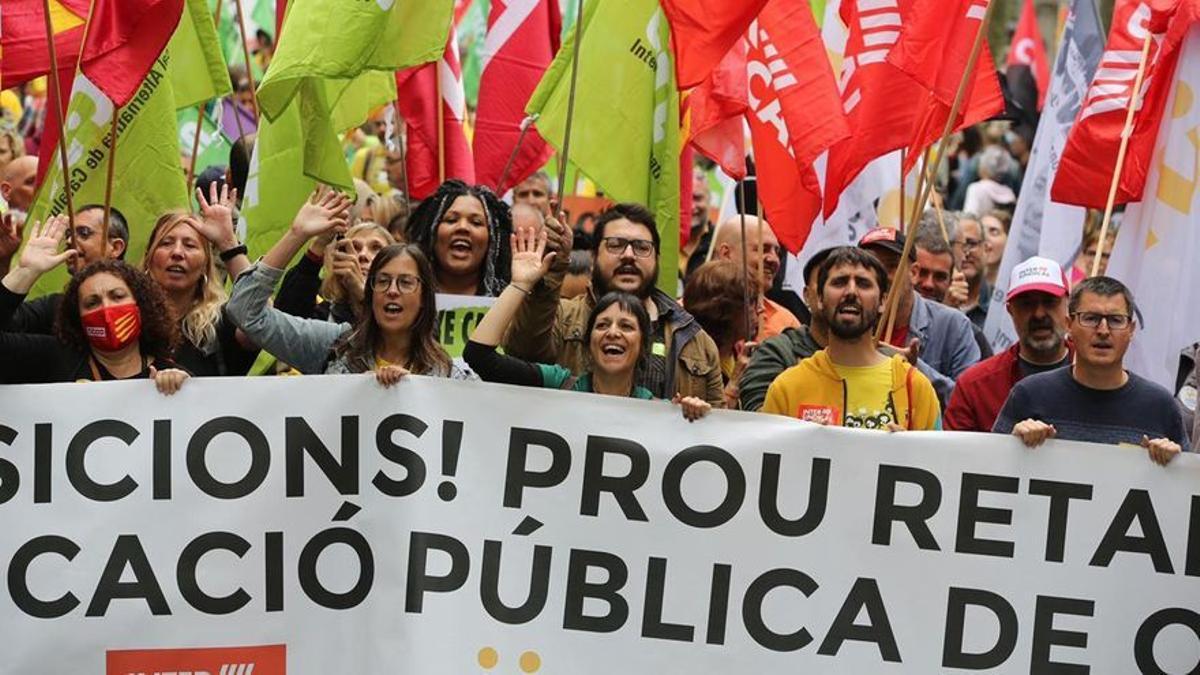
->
[763, 247, 941, 430]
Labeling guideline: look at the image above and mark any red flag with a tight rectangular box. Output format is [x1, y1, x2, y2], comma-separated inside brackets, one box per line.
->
[662, 0, 770, 89]
[1051, 0, 1197, 209]
[79, 0, 186, 107]
[396, 27, 476, 200]
[888, 0, 1004, 174]
[685, 42, 748, 180]
[0, 0, 89, 89]
[454, 0, 474, 25]
[745, 0, 849, 253]
[33, 66, 75, 188]
[473, 0, 561, 194]
[1008, 0, 1050, 109]
[824, 0, 921, 218]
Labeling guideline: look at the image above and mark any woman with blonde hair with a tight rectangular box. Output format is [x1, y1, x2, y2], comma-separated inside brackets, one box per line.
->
[140, 183, 260, 376]
[274, 220, 395, 323]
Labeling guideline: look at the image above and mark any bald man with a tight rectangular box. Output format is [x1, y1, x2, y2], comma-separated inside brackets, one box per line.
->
[710, 215, 801, 340]
[511, 201, 546, 235]
[0, 156, 37, 212]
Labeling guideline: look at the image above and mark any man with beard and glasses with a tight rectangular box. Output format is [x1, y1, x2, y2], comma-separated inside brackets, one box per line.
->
[504, 202, 724, 405]
[762, 247, 940, 430]
[993, 277, 1190, 464]
[945, 257, 1072, 431]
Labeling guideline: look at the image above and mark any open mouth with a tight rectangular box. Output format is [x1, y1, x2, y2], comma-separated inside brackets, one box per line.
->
[449, 238, 474, 256]
[837, 304, 862, 319]
[601, 344, 627, 356]
[164, 264, 188, 276]
[382, 302, 404, 317]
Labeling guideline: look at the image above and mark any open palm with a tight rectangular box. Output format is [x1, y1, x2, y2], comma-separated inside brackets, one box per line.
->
[509, 226, 554, 286]
[19, 216, 75, 274]
[291, 187, 352, 239]
[195, 182, 238, 247]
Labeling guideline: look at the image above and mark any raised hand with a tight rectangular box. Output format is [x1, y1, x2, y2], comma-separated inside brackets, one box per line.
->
[542, 198, 573, 256]
[330, 239, 365, 304]
[18, 215, 76, 275]
[195, 182, 240, 250]
[509, 225, 555, 287]
[291, 187, 352, 240]
[0, 213, 25, 267]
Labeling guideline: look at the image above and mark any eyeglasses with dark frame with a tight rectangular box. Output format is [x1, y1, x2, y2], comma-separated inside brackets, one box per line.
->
[372, 274, 422, 295]
[1071, 312, 1132, 330]
[601, 236, 655, 258]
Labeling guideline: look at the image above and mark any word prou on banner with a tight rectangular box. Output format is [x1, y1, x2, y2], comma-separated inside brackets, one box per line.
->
[0, 376, 1197, 674]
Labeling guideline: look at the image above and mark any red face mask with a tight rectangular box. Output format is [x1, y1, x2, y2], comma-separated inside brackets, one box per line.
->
[80, 303, 142, 352]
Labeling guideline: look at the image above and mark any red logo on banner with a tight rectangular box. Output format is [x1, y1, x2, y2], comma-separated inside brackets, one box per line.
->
[106, 644, 286, 675]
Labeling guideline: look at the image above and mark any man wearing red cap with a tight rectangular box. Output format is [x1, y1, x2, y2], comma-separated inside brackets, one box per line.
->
[945, 256, 1072, 431]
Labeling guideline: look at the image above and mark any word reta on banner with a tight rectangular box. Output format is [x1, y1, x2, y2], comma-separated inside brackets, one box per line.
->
[1, 377, 1198, 673]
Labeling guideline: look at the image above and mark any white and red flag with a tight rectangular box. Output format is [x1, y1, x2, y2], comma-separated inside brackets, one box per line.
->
[887, 0, 1004, 174]
[1008, 0, 1051, 109]
[473, 0, 561, 194]
[396, 26, 476, 200]
[1051, 0, 1200, 209]
[745, 0, 848, 253]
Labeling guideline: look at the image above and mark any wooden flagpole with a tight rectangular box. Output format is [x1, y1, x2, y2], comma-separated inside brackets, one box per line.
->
[1091, 31, 1153, 277]
[101, 106, 119, 254]
[233, 0, 260, 119]
[394, 100, 412, 220]
[876, 0, 996, 343]
[436, 62, 446, 184]
[187, 0, 227, 199]
[41, 0, 77, 226]
[554, 0, 586, 202]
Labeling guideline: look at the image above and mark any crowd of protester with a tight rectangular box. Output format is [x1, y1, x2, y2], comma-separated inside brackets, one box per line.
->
[0, 77, 1195, 464]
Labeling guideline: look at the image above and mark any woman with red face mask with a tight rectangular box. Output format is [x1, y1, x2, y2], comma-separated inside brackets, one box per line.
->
[0, 217, 188, 392]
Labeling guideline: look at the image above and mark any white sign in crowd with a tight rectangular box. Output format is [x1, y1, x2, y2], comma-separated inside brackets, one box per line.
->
[1, 376, 1198, 673]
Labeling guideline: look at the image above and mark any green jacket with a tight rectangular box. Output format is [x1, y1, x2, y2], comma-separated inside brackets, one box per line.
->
[739, 326, 822, 412]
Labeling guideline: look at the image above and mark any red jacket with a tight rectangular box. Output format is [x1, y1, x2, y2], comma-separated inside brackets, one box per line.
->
[944, 345, 1022, 432]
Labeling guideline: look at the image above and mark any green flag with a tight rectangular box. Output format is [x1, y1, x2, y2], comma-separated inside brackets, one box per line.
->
[527, 0, 681, 294]
[258, 0, 452, 117]
[170, 0, 233, 109]
[29, 53, 190, 297]
[178, 107, 231, 176]
[237, 98, 313, 261]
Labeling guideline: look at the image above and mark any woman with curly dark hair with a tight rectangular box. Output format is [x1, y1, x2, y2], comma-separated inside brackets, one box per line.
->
[227, 189, 474, 383]
[0, 217, 189, 392]
[405, 179, 511, 296]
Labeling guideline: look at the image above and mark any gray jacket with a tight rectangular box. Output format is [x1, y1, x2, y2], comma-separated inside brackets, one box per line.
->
[228, 262, 473, 379]
[909, 294, 983, 400]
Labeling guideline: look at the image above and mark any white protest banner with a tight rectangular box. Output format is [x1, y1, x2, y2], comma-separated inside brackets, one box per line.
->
[1, 376, 1198, 673]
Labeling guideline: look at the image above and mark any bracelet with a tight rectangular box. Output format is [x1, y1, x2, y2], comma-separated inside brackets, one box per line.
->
[219, 243, 248, 263]
[510, 283, 532, 296]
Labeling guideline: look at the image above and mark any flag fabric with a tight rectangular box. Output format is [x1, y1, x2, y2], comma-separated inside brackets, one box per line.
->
[28, 56, 190, 296]
[887, 0, 1004, 174]
[685, 42, 748, 180]
[178, 106, 232, 175]
[1106, 23, 1200, 390]
[397, 26, 476, 200]
[1007, 0, 1050, 110]
[79, 0, 186, 107]
[745, 0, 849, 253]
[256, 0, 452, 191]
[1051, 0, 1198, 209]
[257, 0, 451, 117]
[527, 0, 681, 294]
[0, 0, 88, 88]
[661, 0, 770, 89]
[823, 0, 922, 218]
[473, 0, 562, 194]
[237, 103, 315, 260]
[168, 0, 233, 110]
[983, 0, 1104, 352]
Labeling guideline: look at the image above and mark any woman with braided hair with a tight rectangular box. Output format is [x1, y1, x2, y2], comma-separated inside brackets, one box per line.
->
[405, 179, 512, 296]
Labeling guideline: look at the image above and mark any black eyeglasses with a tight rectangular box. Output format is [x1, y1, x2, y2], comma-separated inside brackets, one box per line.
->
[602, 237, 655, 258]
[373, 274, 421, 294]
[1071, 312, 1132, 330]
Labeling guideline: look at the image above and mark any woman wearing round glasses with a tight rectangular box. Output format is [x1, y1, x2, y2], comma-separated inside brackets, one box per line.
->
[464, 226, 711, 421]
[227, 189, 473, 383]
